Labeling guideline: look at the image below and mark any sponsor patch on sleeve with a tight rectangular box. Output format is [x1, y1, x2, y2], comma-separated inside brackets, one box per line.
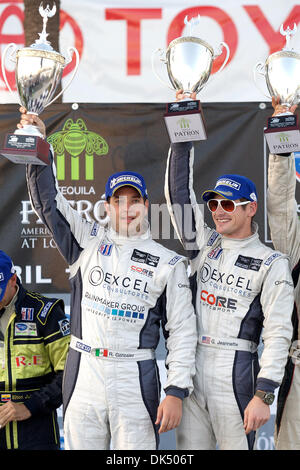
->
[207, 231, 220, 247]
[90, 222, 100, 237]
[39, 301, 53, 320]
[264, 253, 281, 266]
[168, 255, 182, 266]
[59, 319, 70, 337]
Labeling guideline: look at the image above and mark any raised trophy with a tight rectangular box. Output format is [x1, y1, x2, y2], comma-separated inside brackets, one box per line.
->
[152, 15, 230, 143]
[254, 24, 300, 154]
[0, 2, 79, 165]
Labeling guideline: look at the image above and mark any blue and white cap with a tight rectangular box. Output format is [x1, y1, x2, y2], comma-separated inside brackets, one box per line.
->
[202, 174, 258, 202]
[105, 171, 148, 200]
[0, 251, 15, 302]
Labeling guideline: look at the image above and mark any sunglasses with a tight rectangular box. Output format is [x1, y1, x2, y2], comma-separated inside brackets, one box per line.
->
[207, 199, 251, 213]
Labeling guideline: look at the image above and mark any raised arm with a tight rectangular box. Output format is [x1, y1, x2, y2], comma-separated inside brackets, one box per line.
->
[267, 153, 300, 269]
[165, 142, 212, 260]
[21, 109, 101, 266]
[267, 98, 300, 268]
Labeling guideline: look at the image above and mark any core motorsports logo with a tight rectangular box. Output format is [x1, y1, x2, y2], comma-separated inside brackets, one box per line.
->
[47, 118, 109, 180]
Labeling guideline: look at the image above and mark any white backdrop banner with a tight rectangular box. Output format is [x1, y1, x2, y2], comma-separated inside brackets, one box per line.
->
[0, 0, 300, 103]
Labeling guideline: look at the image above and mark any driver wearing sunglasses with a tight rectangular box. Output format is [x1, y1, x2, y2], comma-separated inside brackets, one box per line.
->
[165, 100, 294, 451]
[202, 175, 258, 240]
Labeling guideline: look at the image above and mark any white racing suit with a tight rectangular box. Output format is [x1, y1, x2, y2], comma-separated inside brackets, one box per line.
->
[26, 151, 197, 450]
[165, 142, 294, 450]
[267, 153, 300, 450]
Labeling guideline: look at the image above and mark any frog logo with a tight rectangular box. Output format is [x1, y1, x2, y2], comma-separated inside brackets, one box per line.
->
[47, 118, 109, 181]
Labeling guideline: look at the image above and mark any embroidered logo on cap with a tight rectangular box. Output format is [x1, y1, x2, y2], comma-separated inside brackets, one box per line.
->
[216, 179, 241, 190]
[110, 175, 142, 189]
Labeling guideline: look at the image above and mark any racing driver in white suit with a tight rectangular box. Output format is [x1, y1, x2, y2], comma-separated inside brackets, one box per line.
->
[164, 91, 294, 450]
[19, 108, 197, 450]
[267, 98, 300, 450]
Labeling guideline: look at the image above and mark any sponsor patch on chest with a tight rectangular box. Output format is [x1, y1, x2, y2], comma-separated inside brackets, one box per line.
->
[98, 243, 113, 256]
[131, 249, 160, 267]
[208, 247, 223, 260]
[15, 322, 37, 337]
[21, 307, 34, 321]
[234, 255, 263, 271]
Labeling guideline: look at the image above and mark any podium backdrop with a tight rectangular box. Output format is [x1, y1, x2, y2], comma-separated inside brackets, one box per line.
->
[0, 101, 298, 450]
[0, 101, 284, 291]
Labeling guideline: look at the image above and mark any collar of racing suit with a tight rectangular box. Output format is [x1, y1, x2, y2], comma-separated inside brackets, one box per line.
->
[107, 224, 152, 245]
[220, 221, 259, 250]
[0, 284, 19, 337]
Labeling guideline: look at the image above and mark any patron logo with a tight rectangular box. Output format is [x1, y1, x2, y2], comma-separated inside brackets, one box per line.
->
[131, 249, 160, 267]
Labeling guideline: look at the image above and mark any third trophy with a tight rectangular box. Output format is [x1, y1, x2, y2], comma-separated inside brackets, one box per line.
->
[254, 24, 300, 154]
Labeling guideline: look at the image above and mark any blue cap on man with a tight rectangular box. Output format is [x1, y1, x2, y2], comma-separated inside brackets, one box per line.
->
[0, 251, 15, 302]
[202, 174, 258, 202]
[105, 171, 148, 200]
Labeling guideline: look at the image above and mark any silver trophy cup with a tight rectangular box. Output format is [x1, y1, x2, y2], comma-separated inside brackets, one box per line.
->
[254, 24, 300, 109]
[153, 15, 230, 143]
[255, 24, 300, 154]
[1, 3, 79, 140]
[152, 15, 230, 96]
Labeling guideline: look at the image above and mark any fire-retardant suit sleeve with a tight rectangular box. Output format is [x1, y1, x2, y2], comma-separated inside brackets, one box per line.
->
[23, 300, 70, 416]
[267, 153, 300, 268]
[162, 260, 197, 399]
[164, 142, 211, 260]
[257, 257, 293, 392]
[26, 148, 102, 266]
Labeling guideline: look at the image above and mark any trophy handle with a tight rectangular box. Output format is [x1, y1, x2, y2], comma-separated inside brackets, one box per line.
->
[151, 48, 174, 91]
[213, 41, 230, 75]
[253, 62, 270, 100]
[45, 46, 80, 108]
[1, 43, 19, 98]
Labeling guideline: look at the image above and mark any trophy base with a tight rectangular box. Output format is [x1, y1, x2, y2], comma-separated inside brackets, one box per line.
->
[15, 124, 43, 138]
[164, 100, 207, 143]
[0, 133, 50, 165]
[264, 114, 300, 154]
